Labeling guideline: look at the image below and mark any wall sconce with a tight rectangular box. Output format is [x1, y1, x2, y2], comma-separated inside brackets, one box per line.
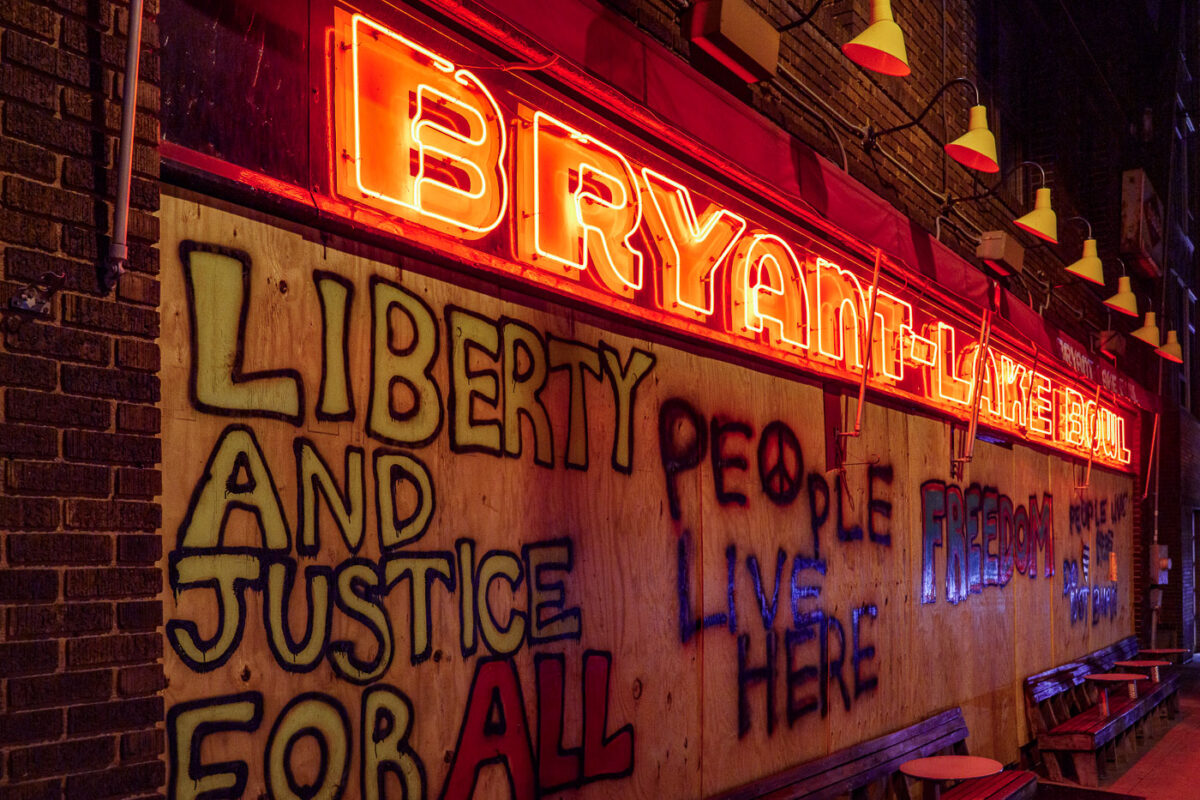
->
[1131, 310, 1161, 346]
[1063, 217, 1104, 285]
[1012, 162, 1057, 243]
[863, 78, 998, 172]
[780, 0, 909, 77]
[1156, 330, 1183, 362]
[1102, 258, 1137, 317]
[943, 161, 1057, 241]
[842, 0, 909, 76]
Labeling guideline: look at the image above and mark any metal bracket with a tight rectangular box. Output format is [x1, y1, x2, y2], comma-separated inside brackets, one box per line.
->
[837, 247, 884, 445]
[950, 302, 994, 479]
[6, 272, 65, 320]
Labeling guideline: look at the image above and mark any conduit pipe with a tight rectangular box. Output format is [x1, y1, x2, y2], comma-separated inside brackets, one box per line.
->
[103, 0, 144, 292]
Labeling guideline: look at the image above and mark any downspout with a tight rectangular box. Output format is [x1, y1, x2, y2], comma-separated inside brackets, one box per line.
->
[102, 0, 145, 292]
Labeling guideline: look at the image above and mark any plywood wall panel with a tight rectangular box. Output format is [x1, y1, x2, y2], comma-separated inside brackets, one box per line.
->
[158, 195, 1136, 800]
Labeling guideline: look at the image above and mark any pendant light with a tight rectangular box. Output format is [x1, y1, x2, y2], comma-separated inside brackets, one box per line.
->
[1063, 217, 1104, 285]
[842, 0, 909, 77]
[1131, 311, 1161, 346]
[1156, 330, 1184, 363]
[1103, 276, 1138, 317]
[1013, 162, 1057, 243]
[944, 104, 999, 173]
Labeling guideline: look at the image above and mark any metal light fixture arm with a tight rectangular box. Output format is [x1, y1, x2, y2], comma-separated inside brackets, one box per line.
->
[862, 77, 981, 151]
[941, 160, 1047, 213]
[779, 0, 826, 32]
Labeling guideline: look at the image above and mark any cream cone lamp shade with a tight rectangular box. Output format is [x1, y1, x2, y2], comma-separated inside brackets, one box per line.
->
[1103, 276, 1138, 317]
[1131, 312, 1161, 346]
[1014, 187, 1058, 243]
[842, 0, 910, 76]
[944, 105, 999, 173]
[1156, 330, 1183, 363]
[1066, 239, 1104, 285]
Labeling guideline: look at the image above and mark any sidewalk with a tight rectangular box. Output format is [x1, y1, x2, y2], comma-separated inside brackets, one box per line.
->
[1101, 658, 1200, 799]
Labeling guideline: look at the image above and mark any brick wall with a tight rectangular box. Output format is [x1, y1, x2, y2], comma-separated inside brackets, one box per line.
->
[0, 0, 163, 797]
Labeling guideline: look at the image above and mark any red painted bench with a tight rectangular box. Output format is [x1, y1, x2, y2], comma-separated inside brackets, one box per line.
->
[710, 707, 1036, 800]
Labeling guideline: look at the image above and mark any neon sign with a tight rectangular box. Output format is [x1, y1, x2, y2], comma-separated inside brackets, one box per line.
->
[333, 11, 1133, 468]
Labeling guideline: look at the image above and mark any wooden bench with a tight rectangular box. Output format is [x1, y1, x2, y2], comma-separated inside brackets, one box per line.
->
[1082, 636, 1140, 672]
[1024, 639, 1181, 787]
[711, 707, 1036, 800]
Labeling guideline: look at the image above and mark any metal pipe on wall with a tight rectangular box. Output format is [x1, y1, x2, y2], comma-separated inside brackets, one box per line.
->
[103, 0, 145, 292]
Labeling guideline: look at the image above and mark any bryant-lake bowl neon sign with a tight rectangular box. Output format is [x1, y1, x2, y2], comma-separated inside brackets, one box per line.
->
[330, 10, 1132, 469]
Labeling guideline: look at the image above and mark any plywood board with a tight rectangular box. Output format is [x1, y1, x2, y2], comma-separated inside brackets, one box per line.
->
[158, 194, 1136, 799]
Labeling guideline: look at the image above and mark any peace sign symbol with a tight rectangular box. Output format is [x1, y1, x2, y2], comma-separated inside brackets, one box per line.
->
[757, 420, 803, 506]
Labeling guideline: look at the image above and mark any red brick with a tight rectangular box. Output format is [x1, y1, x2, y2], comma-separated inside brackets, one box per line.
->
[0, 496, 60, 530]
[0, 710, 63, 747]
[64, 761, 165, 800]
[5, 248, 102, 296]
[127, 241, 158, 275]
[115, 338, 159, 371]
[65, 567, 160, 599]
[61, 364, 159, 402]
[62, 294, 158, 337]
[7, 670, 111, 711]
[0, 781, 63, 800]
[64, 430, 159, 466]
[0, 423, 57, 458]
[116, 272, 159, 306]
[66, 633, 160, 668]
[6, 389, 111, 429]
[115, 404, 159, 434]
[0, 641, 59, 678]
[8, 737, 115, 781]
[4, 319, 111, 364]
[59, 17, 124, 67]
[0, 0, 58, 40]
[65, 499, 160, 531]
[60, 224, 99, 261]
[116, 664, 164, 698]
[8, 533, 112, 565]
[116, 600, 161, 632]
[131, 141, 157, 179]
[67, 696, 162, 736]
[0, 352, 56, 390]
[0, 209, 57, 250]
[127, 209, 159, 243]
[0, 62, 58, 113]
[0, 136, 55, 181]
[4, 175, 96, 225]
[6, 602, 112, 639]
[116, 532, 160, 562]
[6, 460, 111, 496]
[0, 569, 58, 603]
[3, 28, 90, 85]
[119, 729, 163, 763]
[61, 158, 159, 209]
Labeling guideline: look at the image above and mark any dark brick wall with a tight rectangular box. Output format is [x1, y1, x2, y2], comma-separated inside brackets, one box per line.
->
[0, 0, 163, 796]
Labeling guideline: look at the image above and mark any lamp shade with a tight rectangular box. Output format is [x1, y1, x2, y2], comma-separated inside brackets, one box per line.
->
[1156, 330, 1183, 363]
[1131, 312, 1161, 346]
[944, 105, 999, 173]
[841, 0, 910, 77]
[1103, 276, 1138, 317]
[1013, 187, 1058, 243]
[1065, 238, 1104, 285]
